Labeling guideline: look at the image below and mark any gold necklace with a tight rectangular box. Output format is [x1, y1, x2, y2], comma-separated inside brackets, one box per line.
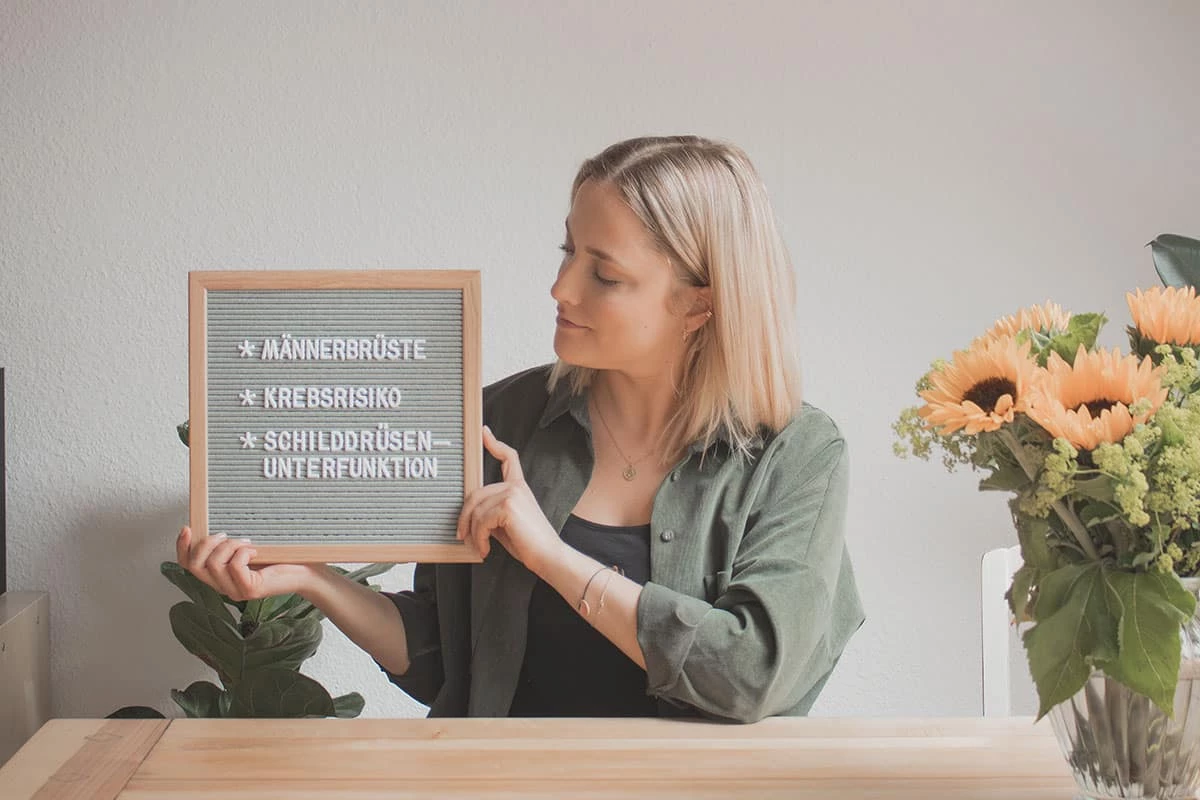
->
[591, 390, 655, 481]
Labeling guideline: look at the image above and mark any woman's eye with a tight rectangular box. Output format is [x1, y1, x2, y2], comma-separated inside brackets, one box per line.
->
[558, 243, 574, 256]
[593, 271, 619, 287]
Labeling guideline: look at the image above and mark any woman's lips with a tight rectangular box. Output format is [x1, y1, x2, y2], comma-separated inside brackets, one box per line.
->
[556, 314, 585, 329]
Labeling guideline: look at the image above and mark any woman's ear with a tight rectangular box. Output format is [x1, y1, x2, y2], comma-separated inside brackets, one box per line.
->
[684, 286, 714, 332]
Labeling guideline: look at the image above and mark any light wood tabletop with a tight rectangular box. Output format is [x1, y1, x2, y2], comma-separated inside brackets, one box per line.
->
[1, 716, 1076, 799]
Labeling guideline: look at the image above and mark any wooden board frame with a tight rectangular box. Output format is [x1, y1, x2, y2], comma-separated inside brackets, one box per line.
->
[189, 270, 481, 564]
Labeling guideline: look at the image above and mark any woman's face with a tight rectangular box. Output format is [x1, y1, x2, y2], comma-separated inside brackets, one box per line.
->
[550, 179, 701, 377]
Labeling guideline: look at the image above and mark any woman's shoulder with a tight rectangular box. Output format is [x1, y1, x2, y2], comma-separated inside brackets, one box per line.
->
[754, 401, 847, 476]
[482, 363, 555, 408]
[481, 363, 558, 439]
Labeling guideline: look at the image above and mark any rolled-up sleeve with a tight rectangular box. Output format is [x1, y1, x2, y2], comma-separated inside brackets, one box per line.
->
[377, 563, 444, 705]
[636, 437, 861, 723]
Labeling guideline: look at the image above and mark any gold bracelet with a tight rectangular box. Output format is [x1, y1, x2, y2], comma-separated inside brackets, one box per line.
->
[597, 566, 624, 612]
[577, 565, 611, 618]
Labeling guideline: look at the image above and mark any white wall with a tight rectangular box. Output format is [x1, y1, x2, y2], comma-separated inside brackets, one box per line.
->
[2, 0, 1198, 720]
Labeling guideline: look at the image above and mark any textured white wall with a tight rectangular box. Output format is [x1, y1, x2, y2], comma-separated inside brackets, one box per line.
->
[2, 1, 1198, 720]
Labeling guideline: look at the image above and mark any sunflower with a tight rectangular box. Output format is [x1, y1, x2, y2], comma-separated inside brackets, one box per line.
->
[1027, 345, 1168, 451]
[978, 301, 1072, 344]
[1127, 286, 1200, 347]
[918, 337, 1039, 435]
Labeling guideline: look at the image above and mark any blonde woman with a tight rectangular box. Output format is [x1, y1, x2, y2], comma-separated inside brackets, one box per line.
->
[177, 136, 864, 722]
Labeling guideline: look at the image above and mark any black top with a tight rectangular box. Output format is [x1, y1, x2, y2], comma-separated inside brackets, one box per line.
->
[507, 513, 657, 717]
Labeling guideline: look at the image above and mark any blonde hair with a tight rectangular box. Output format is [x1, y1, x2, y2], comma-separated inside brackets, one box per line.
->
[548, 136, 803, 461]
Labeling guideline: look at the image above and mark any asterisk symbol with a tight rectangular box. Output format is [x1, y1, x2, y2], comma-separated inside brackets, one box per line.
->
[239, 432, 258, 449]
[238, 389, 258, 406]
[237, 340, 256, 358]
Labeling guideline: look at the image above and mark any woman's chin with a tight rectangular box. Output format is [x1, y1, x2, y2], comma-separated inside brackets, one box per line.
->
[552, 339, 595, 369]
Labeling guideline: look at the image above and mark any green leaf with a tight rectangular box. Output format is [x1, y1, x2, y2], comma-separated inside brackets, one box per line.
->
[1149, 234, 1200, 288]
[240, 617, 324, 673]
[168, 602, 247, 686]
[244, 594, 299, 625]
[227, 668, 337, 718]
[161, 562, 236, 627]
[1007, 563, 1038, 623]
[1099, 571, 1195, 716]
[169, 605, 321, 686]
[1023, 563, 1121, 719]
[1013, 509, 1058, 573]
[1047, 313, 1107, 365]
[1078, 502, 1120, 529]
[171, 680, 227, 718]
[332, 692, 365, 718]
[177, 420, 190, 447]
[979, 462, 1030, 492]
[1073, 476, 1116, 505]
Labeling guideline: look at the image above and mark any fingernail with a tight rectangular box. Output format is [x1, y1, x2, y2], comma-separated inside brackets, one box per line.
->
[238, 538, 252, 544]
[213, 532, 228, 539]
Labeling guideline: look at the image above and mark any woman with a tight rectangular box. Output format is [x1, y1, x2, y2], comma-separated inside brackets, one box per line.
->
[177, 136, 864, 723]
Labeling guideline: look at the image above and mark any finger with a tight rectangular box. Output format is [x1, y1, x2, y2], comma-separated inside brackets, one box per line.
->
[457, 483, 508, 541]
[176, 526, 192, 565]
[186, 531, 228, 576]
[469, 493, 513, 559]
[229, 548, 261, 599]
[483, 426, 524, 483]
[204, 538, 247, 598]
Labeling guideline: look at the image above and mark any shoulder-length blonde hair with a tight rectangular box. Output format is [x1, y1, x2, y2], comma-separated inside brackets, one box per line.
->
[548, 136, 803, 462]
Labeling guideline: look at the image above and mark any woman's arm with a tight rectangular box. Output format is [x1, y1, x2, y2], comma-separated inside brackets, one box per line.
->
[175, 526, 412, 676]
[534, 545, 646, 669]
[635, 435, 861, 723]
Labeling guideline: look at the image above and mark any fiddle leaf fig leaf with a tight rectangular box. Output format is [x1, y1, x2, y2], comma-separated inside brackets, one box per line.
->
[228, 668, 336, 718]
[161, 562, 235, 627]
[241, 616, 323, 674]
[1149, 234, 1200, 288]
[171, 680, 227, 718]
[168, 601, 246, 686]
[332, 692, 366, 718]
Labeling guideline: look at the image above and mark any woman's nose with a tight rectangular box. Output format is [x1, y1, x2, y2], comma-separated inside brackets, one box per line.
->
[550, 257, 580, 306]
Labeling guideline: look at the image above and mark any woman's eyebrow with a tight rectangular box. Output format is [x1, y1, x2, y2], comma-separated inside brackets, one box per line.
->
[564, 219, 626, 268]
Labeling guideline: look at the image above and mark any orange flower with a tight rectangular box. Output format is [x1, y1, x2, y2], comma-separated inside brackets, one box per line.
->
[1027, 346, 1168, 450]
[919, 337, 1039, 435]
[978, 301, 1072, 344]
[1127, 286, 1200, 346]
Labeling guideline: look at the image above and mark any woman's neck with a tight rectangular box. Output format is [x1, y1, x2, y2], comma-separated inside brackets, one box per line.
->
[589, 369, 681, 453]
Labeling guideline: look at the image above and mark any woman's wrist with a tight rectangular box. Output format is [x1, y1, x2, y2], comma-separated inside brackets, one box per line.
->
[528, 536, 574, 579]
[295, 564, 340, 603]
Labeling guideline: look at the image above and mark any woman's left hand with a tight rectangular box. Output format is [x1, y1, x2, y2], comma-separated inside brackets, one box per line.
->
[457, 426, 565, 575]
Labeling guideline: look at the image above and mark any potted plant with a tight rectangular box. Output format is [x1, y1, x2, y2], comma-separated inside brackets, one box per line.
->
[894, 235, 1200, 798]
[111, 422, 394, 719]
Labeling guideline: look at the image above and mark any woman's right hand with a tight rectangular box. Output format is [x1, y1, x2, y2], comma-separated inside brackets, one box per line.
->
[176, 526, 323, 602]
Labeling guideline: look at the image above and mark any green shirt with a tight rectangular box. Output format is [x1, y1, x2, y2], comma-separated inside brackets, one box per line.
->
[382, 364, 864, 722]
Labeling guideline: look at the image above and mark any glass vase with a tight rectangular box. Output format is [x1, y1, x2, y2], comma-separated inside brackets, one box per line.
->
[1047, 578, 1200, 800]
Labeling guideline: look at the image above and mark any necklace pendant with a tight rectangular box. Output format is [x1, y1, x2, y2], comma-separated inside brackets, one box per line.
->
[622, 465, 637, 481]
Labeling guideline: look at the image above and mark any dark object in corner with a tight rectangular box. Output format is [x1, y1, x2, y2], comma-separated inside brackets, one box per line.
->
[106, 705, 166, 719]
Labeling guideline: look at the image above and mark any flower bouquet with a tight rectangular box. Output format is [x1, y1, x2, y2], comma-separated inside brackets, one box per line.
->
[895, 234, 1200, 798]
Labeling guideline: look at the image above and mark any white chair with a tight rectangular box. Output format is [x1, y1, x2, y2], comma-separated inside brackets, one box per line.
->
[981, 545, 1023, 716]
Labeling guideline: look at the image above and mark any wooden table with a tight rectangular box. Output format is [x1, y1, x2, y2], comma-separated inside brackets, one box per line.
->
[1, 717, 1077, 798]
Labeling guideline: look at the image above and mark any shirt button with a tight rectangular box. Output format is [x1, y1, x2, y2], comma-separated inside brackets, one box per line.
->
[670, 471, 680, 481]
[660, 530, 675, 543]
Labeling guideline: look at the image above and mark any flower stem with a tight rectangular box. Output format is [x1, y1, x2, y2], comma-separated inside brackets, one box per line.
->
[997, 428, 1101, 561]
